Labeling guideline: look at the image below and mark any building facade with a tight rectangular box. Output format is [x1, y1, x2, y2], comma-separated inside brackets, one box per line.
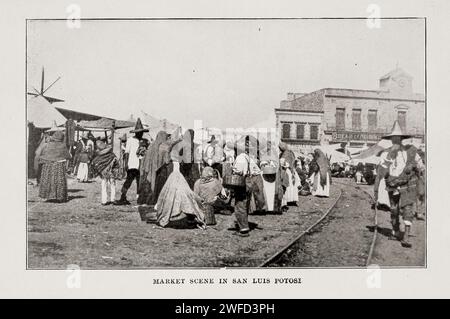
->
[275, 68, 425, 153]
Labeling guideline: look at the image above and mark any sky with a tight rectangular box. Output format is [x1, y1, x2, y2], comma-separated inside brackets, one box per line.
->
[27, 18, 425, 129]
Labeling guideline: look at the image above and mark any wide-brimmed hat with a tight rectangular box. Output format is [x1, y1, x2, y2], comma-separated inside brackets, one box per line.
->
[130, 118, 149, 133]
[382, 121, 412, 140]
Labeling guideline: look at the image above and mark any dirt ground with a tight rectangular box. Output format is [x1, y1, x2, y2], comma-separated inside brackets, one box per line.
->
[356, 184, 426, 267]
[276, 181, 374, 267]
[27, 175, 341, 269]
[27, 176, 425, 269]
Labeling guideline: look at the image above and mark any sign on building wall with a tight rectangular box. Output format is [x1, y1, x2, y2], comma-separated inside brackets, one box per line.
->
[327, 130, 385, 142]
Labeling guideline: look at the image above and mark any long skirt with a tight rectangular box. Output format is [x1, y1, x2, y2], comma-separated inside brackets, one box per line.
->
[76, 162, 89, 182]
[39, 161, 68, 202]
[156, 167, 205, 227]
[262, 173, 284, 212]
[311, 172, 330, 197]
[152, 163, 173, 205]
[247, 175, 267, 212]
[282, 169, 300, 204]
[262, 175, 276, 211]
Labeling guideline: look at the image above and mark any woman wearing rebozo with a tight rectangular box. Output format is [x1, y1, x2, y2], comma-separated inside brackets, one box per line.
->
[38, 130, 71, 203]
[309, 148, 332, 198]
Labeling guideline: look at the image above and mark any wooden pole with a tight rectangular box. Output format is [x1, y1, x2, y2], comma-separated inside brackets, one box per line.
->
[111, 128, 115, 151]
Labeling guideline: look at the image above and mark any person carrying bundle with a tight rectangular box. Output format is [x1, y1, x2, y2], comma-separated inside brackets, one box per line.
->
[91, 140, 120, 206]
[379, 121, 425, 248]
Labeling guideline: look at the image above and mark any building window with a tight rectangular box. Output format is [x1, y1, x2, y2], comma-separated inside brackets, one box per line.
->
[282, 123, 291, 139]
[398, 111, 407, 131]
[352, 109, 362, 131]
[336, 108, 345, 130]
[310, 125, 319, 140]
[296, 124, 305, 139]
[368, 109, 378, 131]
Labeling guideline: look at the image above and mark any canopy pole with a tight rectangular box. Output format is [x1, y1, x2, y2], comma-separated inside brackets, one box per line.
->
[111, 128, 115, 151]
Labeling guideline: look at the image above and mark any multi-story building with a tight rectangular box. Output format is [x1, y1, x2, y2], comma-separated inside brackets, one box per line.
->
[275, 68, 425, 153]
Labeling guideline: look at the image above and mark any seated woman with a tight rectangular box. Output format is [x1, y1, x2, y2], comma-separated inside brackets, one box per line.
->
[194, 167, 229, 225]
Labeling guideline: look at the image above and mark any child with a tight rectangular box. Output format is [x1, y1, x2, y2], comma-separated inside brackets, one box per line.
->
[76, 143, 91, 182]
[91, 141, 120, 205]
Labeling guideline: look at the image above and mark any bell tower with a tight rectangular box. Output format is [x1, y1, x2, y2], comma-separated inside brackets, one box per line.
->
[379, 68, 413, 95]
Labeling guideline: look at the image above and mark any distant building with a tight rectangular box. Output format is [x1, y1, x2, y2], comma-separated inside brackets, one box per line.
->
[275, 68, 425, 153]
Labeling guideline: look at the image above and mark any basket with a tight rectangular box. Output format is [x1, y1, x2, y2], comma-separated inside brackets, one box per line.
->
[203, 205, 216, 225]
[222, 174, 246, 188]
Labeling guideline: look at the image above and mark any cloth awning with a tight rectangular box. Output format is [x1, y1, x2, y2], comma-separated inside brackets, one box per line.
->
[77, 117, 135, 129]
[27, 96, 67, 129]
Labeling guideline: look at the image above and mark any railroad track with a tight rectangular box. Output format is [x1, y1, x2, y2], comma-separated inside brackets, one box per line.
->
[259, 179, 378, 267]
[334, 180, 379, 267]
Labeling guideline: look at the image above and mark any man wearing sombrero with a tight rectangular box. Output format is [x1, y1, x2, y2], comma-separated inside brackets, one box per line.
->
[115, 118, 149, 205]
[379, 121, 425, 248]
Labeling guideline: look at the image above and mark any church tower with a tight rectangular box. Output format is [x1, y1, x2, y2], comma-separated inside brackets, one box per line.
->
[379, 67, 413, 95]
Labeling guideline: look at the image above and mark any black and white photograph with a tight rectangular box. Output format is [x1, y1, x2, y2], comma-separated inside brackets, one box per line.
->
[25, 17, 427, 270]
[1, 0, 450, 302]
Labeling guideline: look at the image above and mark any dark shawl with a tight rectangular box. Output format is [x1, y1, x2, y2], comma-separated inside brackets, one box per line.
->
[91, 147, 116, 177]
[280, 149, 296, 171]
[314, 148, 331, 187]
[142, 131, 169, 192]
[170, 129, 195, 163]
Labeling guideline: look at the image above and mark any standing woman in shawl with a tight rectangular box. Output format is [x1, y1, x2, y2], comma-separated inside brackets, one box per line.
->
[170, 129, 201, 189]
[38, 131, 71, 203]
[279, 142, 301, 206]
[309, 148, 332, 197]
[137, 131, 169, 206]
[34, 132, 50, 186]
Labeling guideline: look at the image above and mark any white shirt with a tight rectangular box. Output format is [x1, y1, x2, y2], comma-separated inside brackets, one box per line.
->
[125, 137, 141, 169]
[233, 153, 261, 176]
[380, 150, 424, 177]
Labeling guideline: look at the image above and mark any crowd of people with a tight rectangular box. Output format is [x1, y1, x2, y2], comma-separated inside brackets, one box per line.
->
[33, 118, 333, 237]
[32, 119, 425, 245]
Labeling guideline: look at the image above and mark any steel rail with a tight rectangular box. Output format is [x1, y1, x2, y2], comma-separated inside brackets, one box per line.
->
[258, 187, 343, 267]
[259, 179, 378, 267]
